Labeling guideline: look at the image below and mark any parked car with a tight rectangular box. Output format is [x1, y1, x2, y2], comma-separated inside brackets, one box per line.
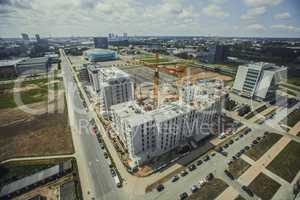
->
[204, 155, 210, 161]
[110, 169, 116, 177]
[156, 184, 164, 192]
[229, 140, 234, 144]
[188, 164, 196, 171]
[104, 152, 108, 159]
[224, 144, 229, 148]
[172, 175, 179, 182]
[224, 170, 234, 180]
[199, 178, 206, 187]
[178, 192, 188, 200]
[211, 153, 216, 157]
[242, 185, 254, 197]
[206, 173, 214, 181]
[180, 170, 188, 177]
[191, 185, 198, 193]
[197, 160, 203, 166]
[244, 146, 250, 150]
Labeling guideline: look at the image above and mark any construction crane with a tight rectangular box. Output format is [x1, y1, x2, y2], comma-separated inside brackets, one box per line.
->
[153, 52, 159, 108]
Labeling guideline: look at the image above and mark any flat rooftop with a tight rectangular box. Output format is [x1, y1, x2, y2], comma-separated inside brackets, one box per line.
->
[0, 60, 22, 67]
[99, 66, 130, 81]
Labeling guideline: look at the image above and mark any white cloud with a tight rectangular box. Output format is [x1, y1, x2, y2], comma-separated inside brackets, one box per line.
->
[202, 4, 229, 17]
[243, 0, 284, 7]
[274, 12, 291, 19]
[241, 7, 266, 20]
[247, 23, 266, 31]
[271, 24, 300, 32]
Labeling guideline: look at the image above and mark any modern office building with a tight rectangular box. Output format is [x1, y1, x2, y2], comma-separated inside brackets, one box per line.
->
[83, 49, 117, 62]
[199, 44, 226, 64]
[21, 33, 29, 41]
[98, 67, 134, 112]
[232, 62, 287, 101]
[93, 37, 108, 49]
[111, 83, 223, 167]
[16, 57, 50, 76]
[35, 34, 41, 41]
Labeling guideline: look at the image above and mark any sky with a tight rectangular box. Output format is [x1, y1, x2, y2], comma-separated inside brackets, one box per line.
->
[0, 0, 300, 38]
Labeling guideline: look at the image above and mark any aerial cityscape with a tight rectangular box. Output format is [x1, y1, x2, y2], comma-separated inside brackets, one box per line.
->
[0, 0, 300, 200]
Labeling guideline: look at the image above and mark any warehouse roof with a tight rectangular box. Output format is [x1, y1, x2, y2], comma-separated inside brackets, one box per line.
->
[0, 165, 59, 198]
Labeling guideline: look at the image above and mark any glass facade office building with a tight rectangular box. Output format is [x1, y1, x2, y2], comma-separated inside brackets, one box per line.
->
[84, 49, 117, 62]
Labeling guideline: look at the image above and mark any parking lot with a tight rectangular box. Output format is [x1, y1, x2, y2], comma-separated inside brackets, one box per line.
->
[145, 125, 270, 200]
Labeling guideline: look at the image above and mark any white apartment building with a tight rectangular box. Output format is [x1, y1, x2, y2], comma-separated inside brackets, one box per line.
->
[111, 84, 223, 167]
[87, 64, 101, 92]
[232, 62, 287, 101]
[98, 67, 134, 112]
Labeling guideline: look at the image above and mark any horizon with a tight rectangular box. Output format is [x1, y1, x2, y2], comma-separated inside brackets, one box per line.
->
[1, 0, 300, 38]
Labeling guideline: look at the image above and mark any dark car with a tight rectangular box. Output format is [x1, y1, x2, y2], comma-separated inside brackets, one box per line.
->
[221, 151, 228, 157]
[110, 169, 116, 177]
[180, 170, 188, 177]
[179, 192, 188, 200]
[104, 152, 108, 158]
[242, 185, 254, 197]
[224, 144, 229, 148]
[197, 160, 203, 166]
[232, 156, 237, 160]
[206, 173, 214, 181]
[240, 149, 245, 154]
[204, 155, 210, 161]
[257, 136, 261, 141]
[156, 184, 164, 192]
[244, 146, 250, 150]
[252, 140, 258, 145]
[224, 169, 234, 180]
[239, 134, 244, 138]
[188, 164, 196, 171]
[236, 152, 241, 157]
[229, 140, 234, 144]
[172, 175, 179, 182]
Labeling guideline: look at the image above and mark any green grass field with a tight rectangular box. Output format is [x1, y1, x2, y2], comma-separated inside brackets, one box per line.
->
[245, 133, 282, 161]
[267, 141, 300, 182]
[0, 78, 61, 109]
[248, 173, 281, 200]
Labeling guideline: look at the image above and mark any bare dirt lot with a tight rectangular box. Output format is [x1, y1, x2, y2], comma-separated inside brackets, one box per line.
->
[0, 103, 74, 161]
[0, 78, 74, 162]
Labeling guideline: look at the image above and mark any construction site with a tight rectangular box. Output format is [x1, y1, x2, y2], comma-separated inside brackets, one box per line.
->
[73, 51, 230, 175]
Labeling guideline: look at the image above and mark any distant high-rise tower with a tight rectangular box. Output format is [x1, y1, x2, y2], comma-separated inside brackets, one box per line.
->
[123, 33, 128, 39]
[21, 33, 29, 41]
[108, 33, 113, 39]
[35, 34, 41, 41]
[93, 37, 108, 49]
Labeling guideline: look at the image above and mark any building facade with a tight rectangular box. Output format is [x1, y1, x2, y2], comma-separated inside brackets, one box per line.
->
[93, 37, 108, 49]
[16, 57, 50, 76]
[84, 49, 117, 62]
[98, 67, 134, 112]
[111, 91, 222, 167]
[232, 62, 287, 101]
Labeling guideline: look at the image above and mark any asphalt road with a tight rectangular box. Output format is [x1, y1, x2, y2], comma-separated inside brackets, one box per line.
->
[60, 50, 123, 200]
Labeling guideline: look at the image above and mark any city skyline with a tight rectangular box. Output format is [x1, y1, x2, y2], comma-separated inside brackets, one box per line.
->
[0, 0, 300, 38]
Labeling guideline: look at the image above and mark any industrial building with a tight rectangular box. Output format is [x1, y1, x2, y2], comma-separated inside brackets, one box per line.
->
[98, 67, 134, 112]
[0, 161, 72, 200]
[0, 60, 19, 79]
[93, 37, 108, 49]
[16, 57, 50, 76]
[232, 62, 287, 101]
[111, 81, 223, 167]
[84, 49, 117, 62]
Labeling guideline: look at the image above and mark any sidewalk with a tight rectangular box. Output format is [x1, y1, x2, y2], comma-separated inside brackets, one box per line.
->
[216, 121, 300, 200]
